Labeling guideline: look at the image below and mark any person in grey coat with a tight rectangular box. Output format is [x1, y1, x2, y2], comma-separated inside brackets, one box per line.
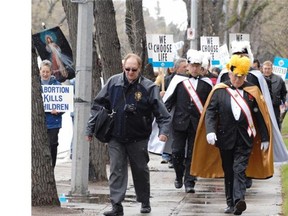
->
[262, 60, 287, 130]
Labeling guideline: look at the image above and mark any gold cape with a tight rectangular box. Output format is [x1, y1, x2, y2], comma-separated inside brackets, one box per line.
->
[190, 83, 274, 179]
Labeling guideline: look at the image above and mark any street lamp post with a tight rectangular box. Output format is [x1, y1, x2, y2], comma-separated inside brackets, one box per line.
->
[69, 0, 93, 196]
[190, 0, 198, 49]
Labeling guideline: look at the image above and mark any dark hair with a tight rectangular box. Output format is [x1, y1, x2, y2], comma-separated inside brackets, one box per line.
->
[253, 59, 260, 68]
[211, 67, 221, 75]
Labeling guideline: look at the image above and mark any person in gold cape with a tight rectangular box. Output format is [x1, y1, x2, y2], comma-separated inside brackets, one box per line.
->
[190, 54, 273, 215]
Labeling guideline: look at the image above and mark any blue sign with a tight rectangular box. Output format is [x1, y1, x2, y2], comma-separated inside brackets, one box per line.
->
[152, 61, 174, 68]
[273, 56, 288, 80]
[211, 60, 220, 66]
[273, 56, 288, 68]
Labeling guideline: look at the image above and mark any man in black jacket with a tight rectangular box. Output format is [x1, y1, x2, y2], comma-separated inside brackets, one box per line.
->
[160, 57, 188, 168]
[262, 60, 287, 130]
[164, 49, 213, 193]
[204, 54, 270, 215]
[85, 53, 171, 216]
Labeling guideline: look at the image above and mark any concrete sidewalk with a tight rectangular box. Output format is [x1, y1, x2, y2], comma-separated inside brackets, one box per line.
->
[32, 153, 283, 216]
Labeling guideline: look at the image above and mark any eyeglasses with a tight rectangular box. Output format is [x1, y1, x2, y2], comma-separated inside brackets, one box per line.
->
[125, 68, 138, 72]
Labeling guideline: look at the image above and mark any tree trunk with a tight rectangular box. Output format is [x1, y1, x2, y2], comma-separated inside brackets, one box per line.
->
[125, 0, 148, 70]
[61, 0, 109, 182]
[94, 0, 122, 83]
[89, 36, 109, 182]
[199, 0, 223, 37]
[61, 0, 78, 61]
[88, 0, 123, 181]
[31, 39, 60, 206]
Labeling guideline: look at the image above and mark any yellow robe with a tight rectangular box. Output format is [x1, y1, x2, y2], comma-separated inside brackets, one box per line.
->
[190, 83, 273, 179]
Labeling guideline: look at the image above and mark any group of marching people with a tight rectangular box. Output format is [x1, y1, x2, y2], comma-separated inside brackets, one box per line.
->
[149, 40, 288, 215]
[85, 40, 288, 216]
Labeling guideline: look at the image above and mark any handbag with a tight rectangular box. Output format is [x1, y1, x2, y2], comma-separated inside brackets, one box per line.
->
[93, 107, 115, 143]
[93, 86, 134, 142]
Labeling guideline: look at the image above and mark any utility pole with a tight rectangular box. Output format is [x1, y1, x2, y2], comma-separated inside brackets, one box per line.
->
[69, 0, 93, 196]
[190, 0, 198, 49]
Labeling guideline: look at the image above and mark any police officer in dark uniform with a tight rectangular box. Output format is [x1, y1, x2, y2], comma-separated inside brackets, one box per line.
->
[86, 53, 171, 216]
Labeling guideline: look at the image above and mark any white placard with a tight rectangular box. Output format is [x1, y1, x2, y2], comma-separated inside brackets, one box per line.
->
[151, 34, 174, 68]
[218, 44, 230, 69]
[229, 33, 250, 54]
[200, 36, 220, 61]
[42, 85, 74, 112]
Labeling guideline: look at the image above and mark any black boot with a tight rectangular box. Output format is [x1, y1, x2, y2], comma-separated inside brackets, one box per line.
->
[172, 153, 185, 187]
[224, 180, 234, 214]
[140, 202, 151, 213]
[103, 203, 123, 216]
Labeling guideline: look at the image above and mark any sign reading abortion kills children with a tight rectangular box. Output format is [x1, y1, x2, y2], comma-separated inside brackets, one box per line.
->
[42, 85, 74, 112]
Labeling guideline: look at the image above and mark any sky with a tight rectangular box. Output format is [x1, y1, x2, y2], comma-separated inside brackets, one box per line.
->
[142, 0, 188, 30]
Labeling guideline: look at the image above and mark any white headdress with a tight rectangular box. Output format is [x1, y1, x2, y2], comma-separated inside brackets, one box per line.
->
[201, 52, 211, 70]
[187, 49, 203, 64]
[230, 40, 254, 66]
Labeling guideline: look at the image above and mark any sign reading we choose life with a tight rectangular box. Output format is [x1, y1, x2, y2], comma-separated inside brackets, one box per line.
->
[147, 34, 174, 68]
[42, 85, 74, 112]
[200, 36, 220, 66]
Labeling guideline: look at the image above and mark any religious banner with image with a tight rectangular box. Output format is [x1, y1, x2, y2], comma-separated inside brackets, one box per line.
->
[32, 26, 75, 82]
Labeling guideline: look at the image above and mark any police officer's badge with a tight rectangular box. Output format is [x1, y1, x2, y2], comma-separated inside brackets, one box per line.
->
[135, 91, 142, 101]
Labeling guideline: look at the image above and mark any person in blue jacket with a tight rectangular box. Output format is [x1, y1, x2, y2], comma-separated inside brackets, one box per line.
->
[40, 59, 63, 168]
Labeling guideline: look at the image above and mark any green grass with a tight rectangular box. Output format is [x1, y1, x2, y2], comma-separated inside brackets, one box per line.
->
[281, 116, 288, 215]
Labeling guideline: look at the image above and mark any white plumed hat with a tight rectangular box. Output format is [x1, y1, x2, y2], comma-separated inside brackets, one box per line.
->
[201, 53, 211, 69]
[187, 49, 203, 64]
[230, 40, 254, 66]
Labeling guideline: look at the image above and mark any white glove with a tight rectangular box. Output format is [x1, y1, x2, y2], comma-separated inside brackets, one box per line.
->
[206, 132, 217, 145]
[260, 141, 269, 152]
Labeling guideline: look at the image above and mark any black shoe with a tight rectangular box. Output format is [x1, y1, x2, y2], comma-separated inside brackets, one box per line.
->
[140, 202, 151, 213]
[224, 206, 234, 214]
[103, 203, 123, 216]
[174, 179, 183, 189]
[233, 200, 246, 215]
[161, 159, 169, 164]
[185, 186, 195, 193]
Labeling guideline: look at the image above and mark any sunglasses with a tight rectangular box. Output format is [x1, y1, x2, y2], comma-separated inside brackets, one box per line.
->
[125, 68, 138, 72]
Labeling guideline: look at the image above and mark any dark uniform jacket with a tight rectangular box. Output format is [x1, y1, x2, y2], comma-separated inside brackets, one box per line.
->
[205, 81, 269, 150]
[165, 76, 212, 132]
[191, 82, 273, 179]
[86, 72, 171, 143]
[267, 73, 287, 107]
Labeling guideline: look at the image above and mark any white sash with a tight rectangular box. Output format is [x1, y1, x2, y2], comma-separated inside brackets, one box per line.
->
[226, 88, 256, 137]
[182, 79, 203, 114]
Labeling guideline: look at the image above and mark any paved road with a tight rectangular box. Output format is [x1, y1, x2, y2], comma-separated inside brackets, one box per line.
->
[32, 153, 283, 216]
